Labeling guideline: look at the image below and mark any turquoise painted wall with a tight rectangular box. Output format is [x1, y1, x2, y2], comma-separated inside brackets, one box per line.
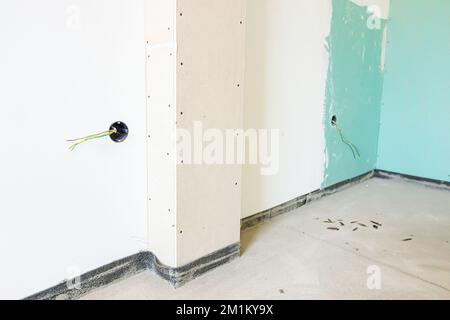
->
[377, 0, 450, 182]
[323, 0, 386, 187]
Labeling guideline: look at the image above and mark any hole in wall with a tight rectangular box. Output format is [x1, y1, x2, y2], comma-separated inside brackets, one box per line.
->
[109, 121, 129, 143]
[331, 115, 337, 127]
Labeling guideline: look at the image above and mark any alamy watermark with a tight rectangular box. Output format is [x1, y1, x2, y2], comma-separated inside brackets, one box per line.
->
[177, 121, 280, 176]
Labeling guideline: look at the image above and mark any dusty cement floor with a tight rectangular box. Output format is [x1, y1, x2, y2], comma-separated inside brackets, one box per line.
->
[83, 178, 450, 300]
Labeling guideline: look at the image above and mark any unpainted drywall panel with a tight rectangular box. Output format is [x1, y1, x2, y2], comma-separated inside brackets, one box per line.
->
[0, 0, 147, 299]
[242, 0, 332, 218]
[377, 0, 450, 182]
[176, 0, 246, 266]
[145, 0, 178, 267]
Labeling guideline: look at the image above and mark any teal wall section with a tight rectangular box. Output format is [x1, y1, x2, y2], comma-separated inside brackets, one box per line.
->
[323, 0, 386, 188]
[377, 0, 450, 182]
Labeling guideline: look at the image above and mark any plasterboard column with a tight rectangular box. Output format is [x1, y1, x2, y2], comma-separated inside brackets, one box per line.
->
[175, 0, 247, 266]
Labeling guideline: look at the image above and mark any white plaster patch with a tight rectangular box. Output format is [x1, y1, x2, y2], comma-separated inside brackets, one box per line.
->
[380, 24, 388, 71]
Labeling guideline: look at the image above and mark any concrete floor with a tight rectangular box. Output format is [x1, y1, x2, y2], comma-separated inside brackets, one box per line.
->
[83, 178, 450, 300]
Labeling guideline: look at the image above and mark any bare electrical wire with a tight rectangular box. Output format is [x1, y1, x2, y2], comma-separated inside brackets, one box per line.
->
[67, 128, 117, 151]
[332, 120, 360, 159]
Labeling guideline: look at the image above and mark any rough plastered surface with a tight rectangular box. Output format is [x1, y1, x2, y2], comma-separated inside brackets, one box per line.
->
[323, 0, 386, 188]
[82, 178, 450, 300]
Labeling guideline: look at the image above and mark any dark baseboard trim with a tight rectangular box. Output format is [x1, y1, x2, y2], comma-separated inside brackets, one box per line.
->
[374, 169, 450, 190]
[148, 243, 240, 288]
[241, 171, 375, 231]
[25, 243, 240, 300]
[241, 169, 450, 232]
[24, 252, 148, 300]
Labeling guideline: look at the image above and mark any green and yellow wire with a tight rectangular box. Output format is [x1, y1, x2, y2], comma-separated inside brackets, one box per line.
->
[332, 121, 361, 160]
[67, 128, 117, 151]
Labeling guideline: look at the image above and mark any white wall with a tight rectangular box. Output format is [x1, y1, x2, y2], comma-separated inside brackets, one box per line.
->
[0, 0, 147, 299]
[242, 0, 332, 218]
